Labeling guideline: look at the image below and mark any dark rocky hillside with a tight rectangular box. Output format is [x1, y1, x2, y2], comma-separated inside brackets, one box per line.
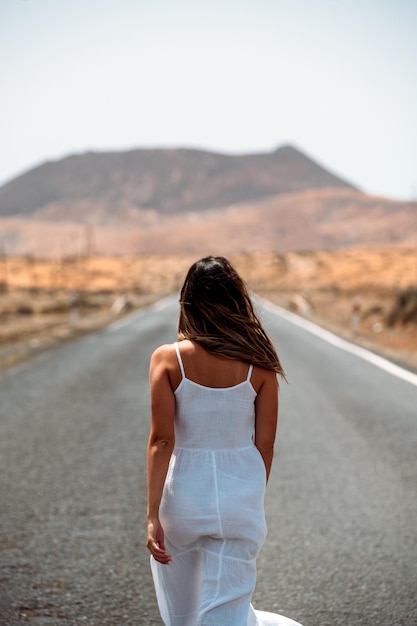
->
[0, 145, 358, 217]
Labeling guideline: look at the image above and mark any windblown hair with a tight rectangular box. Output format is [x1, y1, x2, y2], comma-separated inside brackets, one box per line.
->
[178, 256, 286, 378]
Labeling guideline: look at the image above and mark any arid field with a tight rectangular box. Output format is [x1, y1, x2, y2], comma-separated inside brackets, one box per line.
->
[0, 246, 416, 371]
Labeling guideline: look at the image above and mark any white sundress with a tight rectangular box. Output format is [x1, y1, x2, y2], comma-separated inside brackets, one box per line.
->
[150, 342, 303, 626]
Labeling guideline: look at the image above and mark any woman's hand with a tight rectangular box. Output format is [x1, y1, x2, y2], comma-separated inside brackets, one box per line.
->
[147, 517, 172, 564]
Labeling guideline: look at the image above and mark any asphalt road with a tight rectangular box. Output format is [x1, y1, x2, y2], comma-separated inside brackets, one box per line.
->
[0, 296, 416, 626]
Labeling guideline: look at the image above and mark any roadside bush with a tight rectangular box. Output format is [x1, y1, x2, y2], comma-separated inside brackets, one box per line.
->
[386, 288, 417, 326]
[16, 304, 34, 316]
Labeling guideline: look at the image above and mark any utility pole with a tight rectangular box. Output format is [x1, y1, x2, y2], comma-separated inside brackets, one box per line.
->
[411, 186, 417, 288]
[84, 225, 94, 258]
[0, 237, 8, 293]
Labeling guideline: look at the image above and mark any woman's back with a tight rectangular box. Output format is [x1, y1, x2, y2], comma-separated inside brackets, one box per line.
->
[170, 339, 256, 389]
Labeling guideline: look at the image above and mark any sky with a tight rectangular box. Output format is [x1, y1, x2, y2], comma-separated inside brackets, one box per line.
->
[1, 0, 416, 200]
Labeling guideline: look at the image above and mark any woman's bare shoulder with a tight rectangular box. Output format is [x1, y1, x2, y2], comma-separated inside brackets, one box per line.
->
[150, 343, 182, 389]
[150, 343, 177, 366]
[251, 365, 278, 393]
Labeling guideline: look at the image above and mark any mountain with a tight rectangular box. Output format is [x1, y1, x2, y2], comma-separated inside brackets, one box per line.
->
[0, 144, 411, 258]
[0, 145, 357, 218]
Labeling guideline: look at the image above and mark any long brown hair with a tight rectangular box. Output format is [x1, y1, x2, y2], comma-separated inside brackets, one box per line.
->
[178, 256, 286, 378]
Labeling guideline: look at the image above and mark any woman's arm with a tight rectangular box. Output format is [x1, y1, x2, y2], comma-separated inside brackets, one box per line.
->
[146, 345, 176, 564]
[254, 369, 279, 483]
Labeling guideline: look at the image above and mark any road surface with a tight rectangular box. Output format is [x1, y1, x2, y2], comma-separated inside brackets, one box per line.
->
[0, 296, 416, 626]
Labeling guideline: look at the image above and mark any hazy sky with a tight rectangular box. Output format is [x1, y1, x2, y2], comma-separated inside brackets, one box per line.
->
[1, 0, 416, 199]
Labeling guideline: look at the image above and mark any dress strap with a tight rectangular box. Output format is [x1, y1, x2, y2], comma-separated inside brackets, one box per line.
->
[247, 364, 253, 381]
[174, 342, 186, 379]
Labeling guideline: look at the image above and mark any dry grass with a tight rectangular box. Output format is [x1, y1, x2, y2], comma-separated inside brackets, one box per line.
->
[0, 247, 416, 371]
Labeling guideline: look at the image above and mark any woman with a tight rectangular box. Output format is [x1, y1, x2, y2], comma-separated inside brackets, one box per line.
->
[147, 256, 302, 626]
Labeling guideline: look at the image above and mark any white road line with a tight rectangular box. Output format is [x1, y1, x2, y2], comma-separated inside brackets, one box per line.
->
[151, 294, 178, 311]
[105, 304, 154, 332]
[106, 313, 141, 333]
[259, 297, 417, 388]
[105, 294, 177, 333]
